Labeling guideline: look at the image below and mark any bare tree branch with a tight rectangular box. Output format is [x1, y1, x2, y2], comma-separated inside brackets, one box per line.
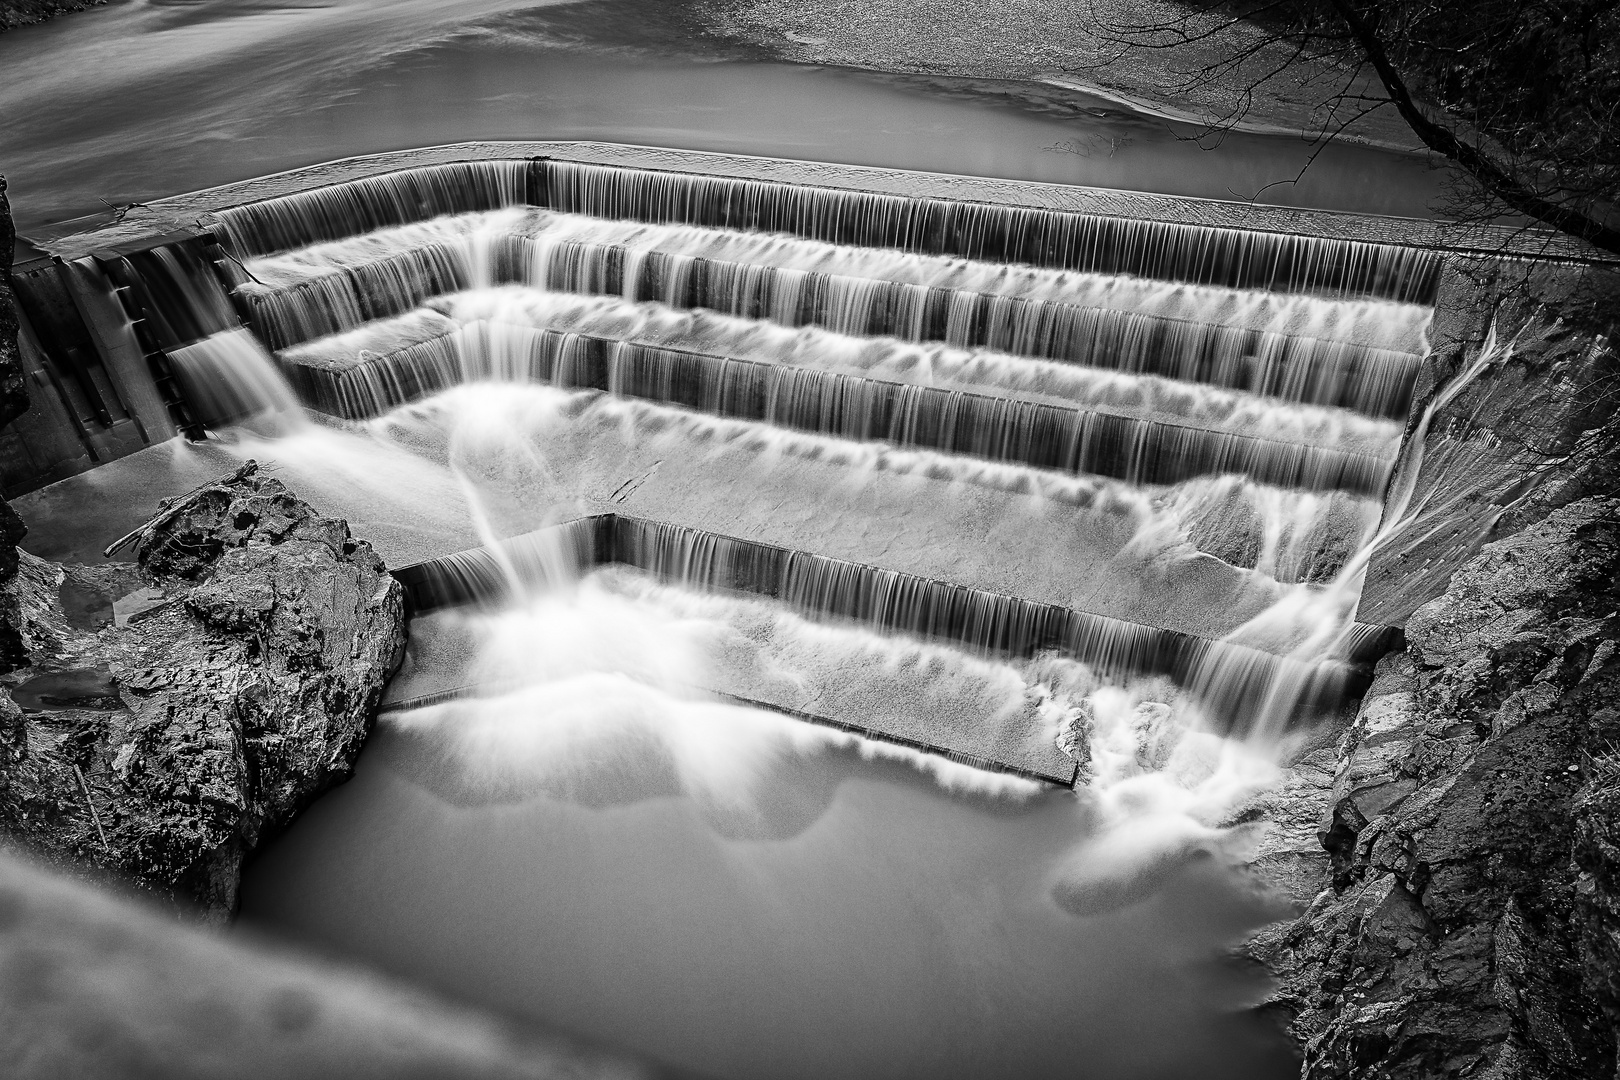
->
[1327, 0, 1620, 255]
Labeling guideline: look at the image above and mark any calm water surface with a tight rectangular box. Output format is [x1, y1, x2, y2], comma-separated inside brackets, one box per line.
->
[0, 0, 1447, 238]
[242, 720, 1295, 1080]
[240, 577, 1296, 1078]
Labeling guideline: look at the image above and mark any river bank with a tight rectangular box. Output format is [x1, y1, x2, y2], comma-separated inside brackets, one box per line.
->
[689, 0, 1421, 150]
[0, 0, 1449, 242]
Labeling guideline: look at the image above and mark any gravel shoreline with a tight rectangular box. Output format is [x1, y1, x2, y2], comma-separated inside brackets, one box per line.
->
[693, 0, 1420, 150]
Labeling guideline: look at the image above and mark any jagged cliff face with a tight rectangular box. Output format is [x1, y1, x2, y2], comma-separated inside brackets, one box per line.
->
[1256, 496, 1620, 1078]
[1236, 262, 1620, 1079]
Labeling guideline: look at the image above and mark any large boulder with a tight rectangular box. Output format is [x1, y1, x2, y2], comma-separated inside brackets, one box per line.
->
[1254, 496, 1620, 1078]
[0, 463, 406, 922]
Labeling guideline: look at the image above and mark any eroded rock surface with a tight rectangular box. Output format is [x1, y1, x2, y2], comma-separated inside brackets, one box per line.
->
[0, 463, 405, 922]
[0, 498, 27, 674]
[1254, 496, 1620, 1078]
[0, 177, 26, 429]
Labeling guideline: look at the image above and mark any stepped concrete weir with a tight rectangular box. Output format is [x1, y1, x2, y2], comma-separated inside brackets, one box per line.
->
[11, 140, 1590, 782]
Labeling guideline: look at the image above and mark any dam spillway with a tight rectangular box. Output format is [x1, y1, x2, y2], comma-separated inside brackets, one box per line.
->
[8, 146, 1443, 783]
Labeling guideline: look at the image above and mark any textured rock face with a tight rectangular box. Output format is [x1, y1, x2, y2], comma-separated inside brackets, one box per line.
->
[1255, 496, 1620, 1078]
[0, 176, 28, 430]
[1, 173, 33, 670]
[0, 499, 26, 674]
[0, 464, 406, 921]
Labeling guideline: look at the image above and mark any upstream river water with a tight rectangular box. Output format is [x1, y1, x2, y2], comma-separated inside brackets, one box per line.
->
[0, 0, 1448, 240]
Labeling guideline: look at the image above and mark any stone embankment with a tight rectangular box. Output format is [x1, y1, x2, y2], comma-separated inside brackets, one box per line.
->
[1247, 496, 1620, 1078]
[0, 463, 406, 922]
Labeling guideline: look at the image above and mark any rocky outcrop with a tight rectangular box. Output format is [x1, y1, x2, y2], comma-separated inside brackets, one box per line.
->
[0, 176, 28, 431]
[0, 499, 26, 675]
[1, 171, 33, 671]
[0, 463, 406, 922]
[0, 1, 105, 32]
[1254, 496, 1620, 1078]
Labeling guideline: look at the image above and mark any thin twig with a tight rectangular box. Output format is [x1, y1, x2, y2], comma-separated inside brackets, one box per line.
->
[208, 234, 264, 285]
[96, 197, 149, 223]
[72, 764, 110, 853]
[103, 460, 259, 558]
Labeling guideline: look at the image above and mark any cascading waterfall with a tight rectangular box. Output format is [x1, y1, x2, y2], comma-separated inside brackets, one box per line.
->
[239, 209, 1429, 417]
[208, 159, 1442, 300]
[282, 319, 1392, 495]
[527, 160, 1443, 301]
[168, 329, 307, 433]
[206, 161, 531, 255]
[431, 286, 1409, 449]
[128, 160, 1452, 912]
[1183, 332, 1511, 743]
[75, 156, 1500, 1079]
[215, 374, 1374, 766]
[180, 163, 1438, 742]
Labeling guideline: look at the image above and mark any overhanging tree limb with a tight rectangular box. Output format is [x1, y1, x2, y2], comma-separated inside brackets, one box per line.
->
[1328, 0, 1620, 255]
